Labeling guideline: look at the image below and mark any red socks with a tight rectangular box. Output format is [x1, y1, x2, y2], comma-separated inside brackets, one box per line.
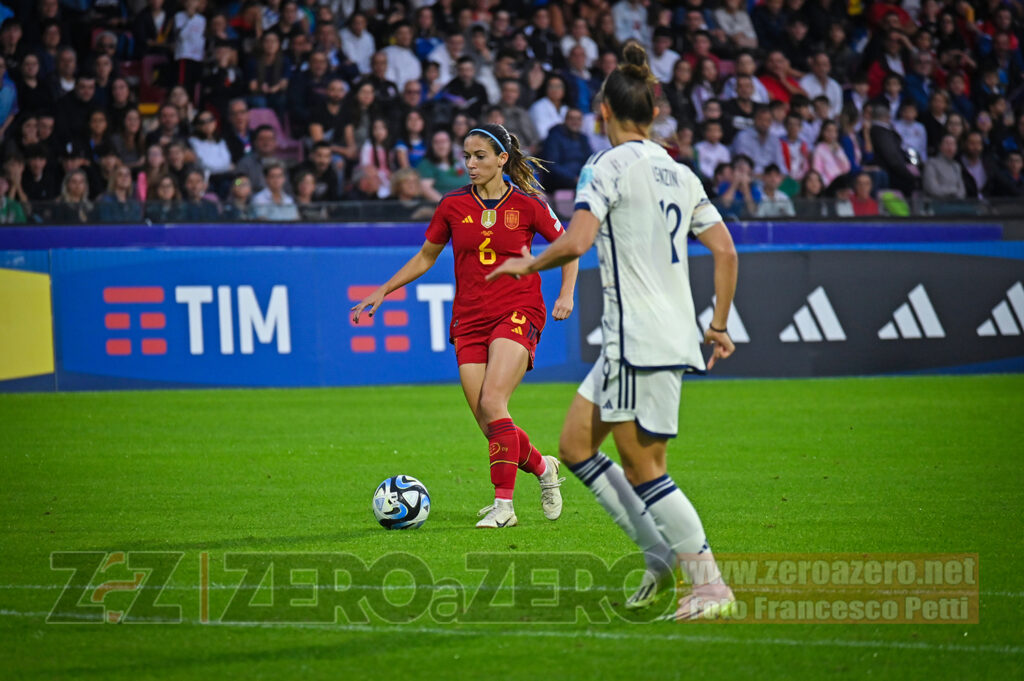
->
[486, 418, 519, 501]
[516, 426, 547, 477]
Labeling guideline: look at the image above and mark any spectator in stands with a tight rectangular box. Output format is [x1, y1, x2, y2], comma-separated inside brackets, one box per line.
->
[795, 169, 828, 217]
[498, 78, 539, 152]
[358, 118, 397, 199]
[723, 74, 759, 139]
[60, 142, 101, 199]
[55, 168, 92, 223]
[592, 11, 621, 56]
[236, 124, 283, 193]
[612, 0, 650, 47]
[45, 46, 76, 103]
[418, 128, 466, 202]
[0, 157, 27, 223]
[760, 50, 805, 104]
[22, 144, 58, 202]
[293, 141, 343, 202]
[173, 0, 206, 98]
[307, 77, 348, 167]
[946, 72, 974, 121]
[779, 112, 810, 182]
[904, 52, 938, 112]
[824, 22, 856, 85]
[945, 114, 967, 147]
[529, 73, 568, 142]
[4, 114, 37, 159]
[894, 100, 928, 163]
[223, 99, 253, 164]
[451, 113, 472, 148]
[189, 111, 234, 194]
[384, 22, 422, 92]
[165, 141, 196, 190]
[137, 143, 167, 201]
[715, 0, 758, 51]
[91, 54, 114, 110]
[182, 168, 220, 220]
[960, 131, 997, 199]
[691, 57, 721, 121]
[55, 75, 96, 146]
[716, 154, 760, 218]
[756, 164, 795, 217]
[869, 102, 918, 196]
[695, 119, 731, 181]
[662, 58, 694, 127]
[201, 40, 247, 119]
[811, 120, 850, 189]
[394, 109, 428, 169]
[752, 0, 787, 52]
[221, 173, 253, 219]
[562, 45, 599, 115]
[252, 161, 298, 220]
[247, 31, 291, 118]
[144, 103, 186, 149]
[83, 111, 112, 165]
[526, 7, 562, 69]
[921, 90, 952, 155]
[145, 174, 185, 223]
[414, 6, 444, 62]
[107, 78, 134, 132]
[731, 106, 781, 176]
[561, 18, 599, 69]
[428, 32, 465, 87]
[800, 52, 843, 120]
[989, 151, 1024, 197]
[850, 172, 880, 216]
[386, 167, 433, 219]
[345, 164, 384, 202]
[291, 169, 326, 220]
[341, 12, 375, 75]
[923, 133, 967, 203]
[648, 27, 681, 84]
[111, 108, 144, 169]
[285, 49, 331, 137]
[96, 164, 142, 223]
[441, 56, 489, 122]
[15, 53, 51, 117]
[133, 0, 174, 61]
[540, 107, 592, 190]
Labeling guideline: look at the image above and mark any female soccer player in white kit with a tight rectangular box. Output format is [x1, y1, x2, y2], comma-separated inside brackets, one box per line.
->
[488, 43, 739, 620]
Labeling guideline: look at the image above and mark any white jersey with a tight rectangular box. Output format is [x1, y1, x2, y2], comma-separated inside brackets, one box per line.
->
[574, 139, 722, 370]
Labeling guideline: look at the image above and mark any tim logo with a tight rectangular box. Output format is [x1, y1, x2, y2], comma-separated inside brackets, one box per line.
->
[347, 283, 454, 354]
[103, 285, 291, 357]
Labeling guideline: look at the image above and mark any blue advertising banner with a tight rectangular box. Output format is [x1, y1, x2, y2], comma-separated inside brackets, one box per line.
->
[47, 248, 583, 390]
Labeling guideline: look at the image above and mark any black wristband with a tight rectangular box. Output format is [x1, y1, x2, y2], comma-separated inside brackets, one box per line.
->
[708, 324, 727, 333]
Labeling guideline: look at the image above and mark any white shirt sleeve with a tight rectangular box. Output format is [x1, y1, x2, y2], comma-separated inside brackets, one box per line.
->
[573, 155, 621, 225]
[686, 171, 723, 235]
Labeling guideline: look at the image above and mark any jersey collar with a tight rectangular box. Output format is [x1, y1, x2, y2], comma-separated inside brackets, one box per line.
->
[470, 183, 514, 210]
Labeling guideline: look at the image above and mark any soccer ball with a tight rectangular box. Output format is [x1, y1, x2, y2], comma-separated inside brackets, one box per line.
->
[372, 475, 431, 530]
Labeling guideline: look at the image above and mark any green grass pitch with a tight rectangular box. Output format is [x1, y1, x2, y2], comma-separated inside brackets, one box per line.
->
[1, 375, 1022, 679]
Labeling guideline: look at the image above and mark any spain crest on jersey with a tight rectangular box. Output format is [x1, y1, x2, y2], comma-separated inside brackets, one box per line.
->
[504, 210, 520, 230]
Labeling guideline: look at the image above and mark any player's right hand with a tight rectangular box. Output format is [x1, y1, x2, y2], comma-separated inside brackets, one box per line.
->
[351, 288, 386, 324]
[704, 329, 735, 370]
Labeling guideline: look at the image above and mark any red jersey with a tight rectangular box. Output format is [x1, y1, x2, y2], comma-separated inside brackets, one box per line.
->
[425, 183, 564, 340]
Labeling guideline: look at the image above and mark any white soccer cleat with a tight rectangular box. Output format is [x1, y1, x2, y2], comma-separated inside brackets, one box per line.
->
[624, 569, 675, 610]
[668, 582, 736, 621]
[538, 455, 566, 520]
[476, 500, 518, 528]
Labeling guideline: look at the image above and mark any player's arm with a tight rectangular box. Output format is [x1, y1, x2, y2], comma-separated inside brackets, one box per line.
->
[697, 221, 738, 369]
[487, 209, 600, 280]
[351, 239, 445, 322]
[551, 259, 579, 320]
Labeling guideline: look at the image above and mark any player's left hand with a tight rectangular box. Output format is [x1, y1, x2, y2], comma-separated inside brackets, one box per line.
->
[486, 246, 534, 281]
[703, 329, 735, 370]
[552, 294, 574, 320]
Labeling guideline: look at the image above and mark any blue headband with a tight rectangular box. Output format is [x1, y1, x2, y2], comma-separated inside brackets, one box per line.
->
[469, 128, 507, 154]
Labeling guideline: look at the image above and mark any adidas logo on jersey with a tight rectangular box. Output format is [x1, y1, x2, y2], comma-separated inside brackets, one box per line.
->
[780, 286, 846, 342]
[977, 281, 1024, 336]
[878, 284, 945, 339]
[697, 297, 750, 342]
[462, 215, 474, 223]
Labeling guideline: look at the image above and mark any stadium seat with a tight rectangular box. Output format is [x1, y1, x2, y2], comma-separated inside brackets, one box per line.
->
[247, 108, 303, 162]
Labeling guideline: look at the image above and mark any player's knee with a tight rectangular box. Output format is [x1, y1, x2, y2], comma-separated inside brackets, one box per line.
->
[557, 431, 589, 465]
[476, 389, 506, 425]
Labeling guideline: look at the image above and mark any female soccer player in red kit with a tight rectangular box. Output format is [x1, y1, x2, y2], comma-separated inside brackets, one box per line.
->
[351, 123, 577, 528]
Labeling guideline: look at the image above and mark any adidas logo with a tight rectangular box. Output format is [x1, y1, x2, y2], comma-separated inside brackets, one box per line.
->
[603, 400, 613, 410]
[780, 286, 846, 342]
[878, 284, 945, 339]
[698, 297, 750, 342]
[977, 281, 1024, 336]
[462, 215, 473, 223]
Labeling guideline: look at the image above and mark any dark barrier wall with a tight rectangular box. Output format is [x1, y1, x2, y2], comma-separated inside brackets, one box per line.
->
[2, 242, 1022, 391]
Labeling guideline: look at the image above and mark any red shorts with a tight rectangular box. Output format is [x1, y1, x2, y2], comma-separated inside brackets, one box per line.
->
[453, 310, 542, 370]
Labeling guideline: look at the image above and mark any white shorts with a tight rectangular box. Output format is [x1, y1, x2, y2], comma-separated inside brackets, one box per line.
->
[577, 354, 684, 438]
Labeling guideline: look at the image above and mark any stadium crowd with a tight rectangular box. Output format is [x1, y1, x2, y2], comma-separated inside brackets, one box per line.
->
[0, 0, 1022, 224]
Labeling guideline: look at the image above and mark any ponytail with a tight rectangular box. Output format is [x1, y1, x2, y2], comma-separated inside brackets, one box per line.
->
[466, 124, 549, 196]
[600, 41, 657, 128]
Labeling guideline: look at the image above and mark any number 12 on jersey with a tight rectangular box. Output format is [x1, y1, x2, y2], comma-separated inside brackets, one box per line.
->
[659, 200, 683, 264]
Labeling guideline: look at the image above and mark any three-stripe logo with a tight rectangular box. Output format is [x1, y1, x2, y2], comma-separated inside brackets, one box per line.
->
[878, 284, 946, 340]
[976, 281, 1024, 337]
[779, 286, 846, 342]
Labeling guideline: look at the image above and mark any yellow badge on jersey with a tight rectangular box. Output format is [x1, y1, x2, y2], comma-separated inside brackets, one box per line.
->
[481, 209, 497, 228]
[504, 210, 520, 230]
